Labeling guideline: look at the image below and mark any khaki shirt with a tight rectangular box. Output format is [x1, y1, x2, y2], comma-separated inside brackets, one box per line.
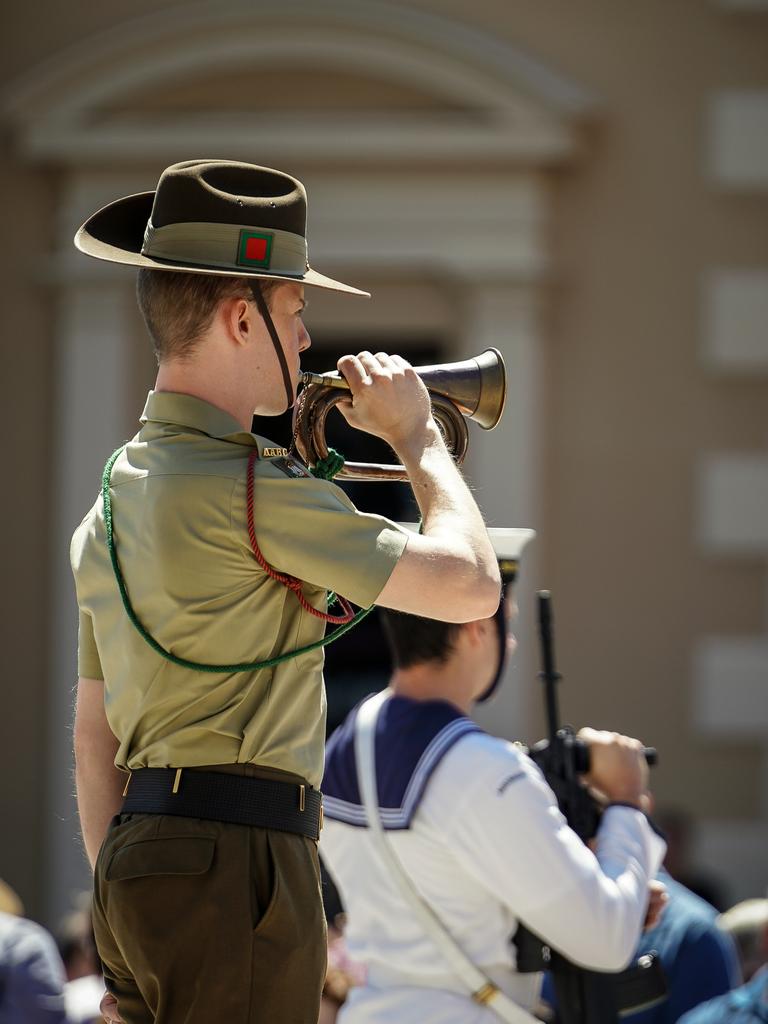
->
[70, 391, 408, 787]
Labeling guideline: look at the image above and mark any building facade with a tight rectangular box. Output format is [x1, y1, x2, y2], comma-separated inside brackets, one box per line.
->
[0, 0, 766, 923]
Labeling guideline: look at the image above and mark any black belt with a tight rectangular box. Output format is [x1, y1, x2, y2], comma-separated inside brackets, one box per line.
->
[121, 768, 322, 841]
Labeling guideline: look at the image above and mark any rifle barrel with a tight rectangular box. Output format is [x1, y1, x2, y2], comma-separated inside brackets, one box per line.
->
[537, 591, 561, 743]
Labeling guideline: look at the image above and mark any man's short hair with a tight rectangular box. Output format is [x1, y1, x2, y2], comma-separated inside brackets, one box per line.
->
[136, 269, 279, 363]
[380, 610, 461, 669]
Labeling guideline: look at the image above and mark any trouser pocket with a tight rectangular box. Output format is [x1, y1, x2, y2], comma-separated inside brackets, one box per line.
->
[104, 833, 215, 881]
[95, 816, 256, 1023]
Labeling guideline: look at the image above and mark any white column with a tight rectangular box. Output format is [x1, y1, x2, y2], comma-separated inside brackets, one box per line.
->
[46, 281, 132, 922]
[459, 282, 543, 745]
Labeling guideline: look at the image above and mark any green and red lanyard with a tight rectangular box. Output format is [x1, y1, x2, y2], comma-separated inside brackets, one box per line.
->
[101, 442, 372, 674]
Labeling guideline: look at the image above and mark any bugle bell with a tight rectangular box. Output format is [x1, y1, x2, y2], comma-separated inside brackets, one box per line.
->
[294, 348, 506, 481]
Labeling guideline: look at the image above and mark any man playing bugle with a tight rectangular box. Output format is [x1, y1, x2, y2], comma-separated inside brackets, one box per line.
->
[69, 159, 499, 1024]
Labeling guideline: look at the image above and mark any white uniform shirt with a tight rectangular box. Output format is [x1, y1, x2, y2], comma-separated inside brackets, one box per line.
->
[321, 730, 665, 1023]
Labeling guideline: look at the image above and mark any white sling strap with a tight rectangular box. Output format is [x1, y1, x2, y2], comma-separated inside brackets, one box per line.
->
[354, 691, 539, 1024]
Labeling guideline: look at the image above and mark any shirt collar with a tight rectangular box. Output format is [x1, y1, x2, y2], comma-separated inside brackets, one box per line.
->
[140, 390, 260, 448]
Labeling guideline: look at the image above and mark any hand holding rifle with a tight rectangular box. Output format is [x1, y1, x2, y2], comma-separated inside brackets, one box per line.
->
[515, 592, 666, 1023]
[578, 726, 650, 813]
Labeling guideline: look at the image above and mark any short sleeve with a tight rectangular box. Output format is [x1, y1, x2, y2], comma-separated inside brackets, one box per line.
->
[234, 471, 409, 608]
[77, 609, 103, 680]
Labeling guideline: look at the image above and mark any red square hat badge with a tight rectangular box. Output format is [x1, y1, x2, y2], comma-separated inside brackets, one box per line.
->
[237, 230, 274, 269]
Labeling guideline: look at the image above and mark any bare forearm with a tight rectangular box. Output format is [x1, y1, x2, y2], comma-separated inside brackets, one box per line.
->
[75, 747, 124, 868]
[380, 423, 500, 620]
[73, 678, 124, 868]
[397, 423, 492, 556]
[334, 351, 500, 619]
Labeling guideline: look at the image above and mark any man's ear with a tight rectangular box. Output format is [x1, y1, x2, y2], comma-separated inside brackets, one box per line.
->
[221, 297, 252, 346]
[463, 619, 488, 648]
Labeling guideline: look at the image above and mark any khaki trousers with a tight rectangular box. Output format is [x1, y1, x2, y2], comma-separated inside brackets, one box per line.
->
[92, 806, 326, 1024]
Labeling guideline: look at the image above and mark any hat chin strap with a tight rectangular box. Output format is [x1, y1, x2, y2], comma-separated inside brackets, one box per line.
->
[477, 590, 508, 703]
[249, 282, 294, 411]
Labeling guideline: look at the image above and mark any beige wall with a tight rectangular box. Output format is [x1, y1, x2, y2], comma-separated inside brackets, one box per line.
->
[1, 0, 766, 920]
[536, 5, 768, 818]
[0, 158, 57, 921]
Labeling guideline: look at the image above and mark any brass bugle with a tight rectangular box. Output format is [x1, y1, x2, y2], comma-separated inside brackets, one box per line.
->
[294, 348, 506, 481]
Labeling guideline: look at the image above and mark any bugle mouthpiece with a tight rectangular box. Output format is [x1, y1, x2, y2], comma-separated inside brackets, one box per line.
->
[299, 371, 349, 389]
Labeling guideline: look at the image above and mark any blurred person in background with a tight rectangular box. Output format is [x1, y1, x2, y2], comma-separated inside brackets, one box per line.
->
[678, 898, 768, 1023]
[541, 863, 740, 1022]
[722, 899, 768, 982]
[320, 916, 366, 1024]
[656, 809, 728, 912]
[55, 895, 103, 1024]
[602, 869, 739, 1024]
[0, 885, 23, 921]
[56, 895, 99, 982]
[321, 535, 666, 1022]
[0, 879, 67, 1023]
[319, 868, 365, 1023]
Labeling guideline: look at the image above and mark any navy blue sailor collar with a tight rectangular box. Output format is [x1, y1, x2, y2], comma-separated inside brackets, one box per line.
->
[322, 693, 483, 830]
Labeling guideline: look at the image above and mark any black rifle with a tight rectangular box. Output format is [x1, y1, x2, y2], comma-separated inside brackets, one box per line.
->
[513, 591, 666, 1023]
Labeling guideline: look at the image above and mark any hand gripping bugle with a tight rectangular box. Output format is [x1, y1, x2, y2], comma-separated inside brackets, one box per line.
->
[294, 348, 506, 481]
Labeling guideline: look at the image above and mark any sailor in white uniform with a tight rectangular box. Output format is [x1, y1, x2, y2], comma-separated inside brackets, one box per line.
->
[320, 530, 666, 1023]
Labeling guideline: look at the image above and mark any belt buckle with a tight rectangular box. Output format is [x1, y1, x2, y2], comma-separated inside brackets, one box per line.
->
[298, 784, 324, 835]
